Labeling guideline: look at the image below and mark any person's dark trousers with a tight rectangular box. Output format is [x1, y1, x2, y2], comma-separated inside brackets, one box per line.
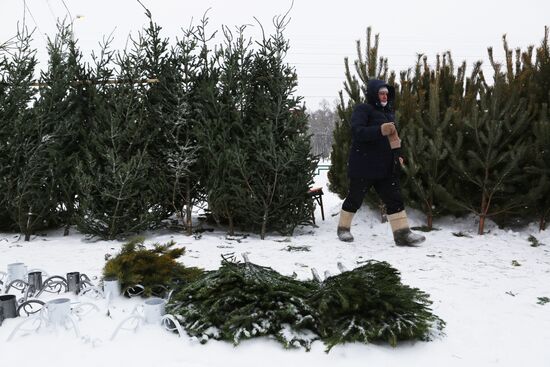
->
[342, 175, 404, 215]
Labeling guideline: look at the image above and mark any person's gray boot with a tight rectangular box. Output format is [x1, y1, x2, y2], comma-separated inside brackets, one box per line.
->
[337, 210, 355, 242]
[387, 210, 425, 247]
[392, 228, 425, 247]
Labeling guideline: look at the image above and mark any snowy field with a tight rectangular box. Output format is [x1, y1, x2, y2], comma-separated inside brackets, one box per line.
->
[1, 167, 550, 367]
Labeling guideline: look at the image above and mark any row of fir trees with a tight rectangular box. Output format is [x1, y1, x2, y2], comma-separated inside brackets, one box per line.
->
[0, 13, 317, 241]
[329, 27, 550, 234]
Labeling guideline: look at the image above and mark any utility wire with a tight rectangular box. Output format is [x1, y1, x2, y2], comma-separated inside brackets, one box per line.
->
[60, 0, 73, 22]
[22, 0, 26, 28]
[298, 76, 343, 79]
[46, 0, 58, 22]
[23, 0, 47, 41]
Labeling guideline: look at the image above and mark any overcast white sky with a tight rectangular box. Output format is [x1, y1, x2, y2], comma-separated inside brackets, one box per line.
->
[2, 0, 549, 109]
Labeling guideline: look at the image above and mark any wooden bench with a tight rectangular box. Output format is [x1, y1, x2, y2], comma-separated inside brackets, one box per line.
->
[308, 187, 325, 224]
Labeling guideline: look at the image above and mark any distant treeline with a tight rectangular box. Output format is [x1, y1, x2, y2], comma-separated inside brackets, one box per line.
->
[308, 100, 336, 159]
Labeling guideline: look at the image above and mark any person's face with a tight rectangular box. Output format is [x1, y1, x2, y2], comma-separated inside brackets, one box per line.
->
[378, 90, 388, 103]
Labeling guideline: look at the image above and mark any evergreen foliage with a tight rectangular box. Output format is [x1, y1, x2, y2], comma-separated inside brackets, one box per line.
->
[6, 27, 73, 239]
[75, 55, 163, 239]
[527, 234, 545, 247]
[75, 19, 176, 239]
[1, 10, 317, 240]
[196, 24, 252, 235]
[399, 55, 459, 228]
[28, 23, 87, 237]
[196, 15, 317, 238]
[132, 12, 200, 234]
[162, 26, 205, 235]
[449, 61, 533, 234]
[327, 93, 352, 199]
[328, 26, 550, 233]
[168, 257, 320, 349]
[527, 104, 550, 231]
[309, 260, 445, 351]
[3, 14, 550, 238]
[103, 237, 203, 296]
[0, 27, 37, 232]
[167, 257, 444, 351]
[237, 16, 317, 237]
[525, 27, 550, 231]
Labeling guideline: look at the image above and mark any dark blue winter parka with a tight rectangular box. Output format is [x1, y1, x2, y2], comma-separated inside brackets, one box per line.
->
[348, 79, 397, 179]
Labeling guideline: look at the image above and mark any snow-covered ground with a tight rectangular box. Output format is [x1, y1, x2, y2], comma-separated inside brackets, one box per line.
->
[1, 167, 550, 367]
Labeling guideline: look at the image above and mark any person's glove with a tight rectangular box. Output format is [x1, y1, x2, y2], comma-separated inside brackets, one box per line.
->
[392, 149, 404, 173]
[380, 122, 396, 136]
[388, 132, 401, 149]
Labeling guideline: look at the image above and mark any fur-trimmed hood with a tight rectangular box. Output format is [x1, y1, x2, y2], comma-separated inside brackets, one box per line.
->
[366, 79, 395, 107]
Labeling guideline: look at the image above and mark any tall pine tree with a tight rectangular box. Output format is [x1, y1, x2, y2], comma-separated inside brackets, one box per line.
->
[0, 28, 37, 233]
[197, 24, 251, 234]
[448, 67, 533, 234]
[525, 27, 550, 231]
[239, 15, 317, 238]
[10, 24, 82, 240]
[75, 33, 166, 239]
[399, 53, 463, 228]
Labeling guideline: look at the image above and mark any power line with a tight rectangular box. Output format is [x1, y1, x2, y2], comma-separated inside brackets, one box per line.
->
[290, 62, 343, 66]
[45, 0, 58, 22]
[288, 51, 491, 59]
[302, 95, 338, 97]
[60, 0, 74, 23]
[298, 76, 343, 79]
[23, 0, 47, 41]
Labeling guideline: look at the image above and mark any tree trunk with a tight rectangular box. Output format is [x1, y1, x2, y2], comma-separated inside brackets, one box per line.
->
[379, 202, 387, 223]
[63, 199, 74, 236]
[478, 215, 486, 235]
[185, 205, 192, 235]
[478, 193, 488, 235]
[24, 206, 32, 242]
[228, 215, 234, 236]
[185, 180, 193, 236]
[426, 199, 433, 230]
[540, 215, 547, 232]
[261, 209, 268, 240]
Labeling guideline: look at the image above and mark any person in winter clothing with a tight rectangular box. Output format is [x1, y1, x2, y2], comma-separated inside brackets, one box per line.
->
[337, 79, 425, 247]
